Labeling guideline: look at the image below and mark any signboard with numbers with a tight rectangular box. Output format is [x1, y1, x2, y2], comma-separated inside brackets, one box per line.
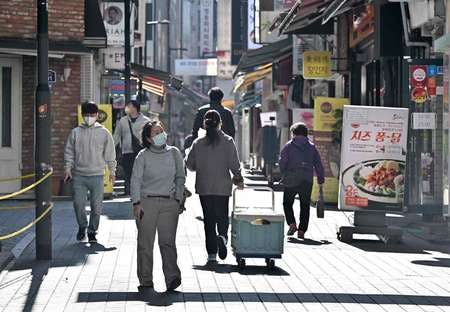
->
[339, 106, 409, 212]
[302, 51, 331, 79]
[412, 113, 436, 130]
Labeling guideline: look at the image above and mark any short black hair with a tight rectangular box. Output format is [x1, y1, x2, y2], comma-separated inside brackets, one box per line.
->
[290, 122, 308, 137]
[141, 120, 165, 148]
[81, 101, 98, 115]
[208, 87, 224, 103]
[128, 100, 140, 112]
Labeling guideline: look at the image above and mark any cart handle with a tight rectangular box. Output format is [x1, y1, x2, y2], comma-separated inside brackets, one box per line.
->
[232, 186, 275, 212]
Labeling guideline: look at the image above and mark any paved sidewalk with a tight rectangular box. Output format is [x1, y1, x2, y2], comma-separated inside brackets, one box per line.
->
[0, 174, 450, 311]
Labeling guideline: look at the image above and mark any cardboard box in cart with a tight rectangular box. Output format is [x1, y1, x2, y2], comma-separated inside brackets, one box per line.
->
[231, 187, 284, 269]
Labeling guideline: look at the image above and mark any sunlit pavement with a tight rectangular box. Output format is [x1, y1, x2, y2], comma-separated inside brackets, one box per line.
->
[0, 173, 449, 311]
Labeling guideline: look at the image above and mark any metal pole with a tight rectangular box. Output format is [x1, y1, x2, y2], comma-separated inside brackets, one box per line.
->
[124, 0, 131, 104]
[35, 0, 52, 260]
[167, 0, 171, 137]
[180, 0, 183, 59]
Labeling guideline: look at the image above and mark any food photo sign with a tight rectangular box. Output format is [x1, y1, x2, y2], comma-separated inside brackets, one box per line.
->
[339, 106, 409, 212]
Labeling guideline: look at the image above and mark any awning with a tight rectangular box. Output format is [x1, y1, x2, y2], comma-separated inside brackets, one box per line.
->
[277, 0, 335, 35]
[233, 63, 272, 92]
[322, 0, 365, 25]
[234, 38, 292, 76]
[180, 86, 209, 106]
[131, 63, 183, 90]
[84, 0, 107, 48]
[268, 10, 289, 32]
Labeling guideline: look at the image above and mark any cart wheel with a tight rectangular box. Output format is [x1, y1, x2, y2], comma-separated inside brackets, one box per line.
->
[237, 258, 246, 269]
[337, 226, 353, 243]
[265, 258, 275, 269]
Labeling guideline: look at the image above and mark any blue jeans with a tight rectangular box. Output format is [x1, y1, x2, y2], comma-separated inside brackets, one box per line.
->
[72, 175, 104, 234]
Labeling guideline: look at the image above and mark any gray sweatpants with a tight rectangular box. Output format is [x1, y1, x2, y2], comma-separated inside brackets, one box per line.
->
[72, 175, 104, 234]
[137, 197, 181, 288]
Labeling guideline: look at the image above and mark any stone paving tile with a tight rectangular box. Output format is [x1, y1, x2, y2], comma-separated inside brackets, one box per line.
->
[0, 175, 450, 311]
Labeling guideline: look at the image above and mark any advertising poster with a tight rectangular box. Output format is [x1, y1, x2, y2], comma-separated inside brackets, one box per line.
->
[312, 97, 349, 203]
[78, 104, 114, 196]
[292, 108, 314, 141]
[339, 106, 409, 212]
[101, 2, 135, 46]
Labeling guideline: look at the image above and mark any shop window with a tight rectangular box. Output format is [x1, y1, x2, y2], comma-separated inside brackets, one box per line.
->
[1, 67, 12, 147]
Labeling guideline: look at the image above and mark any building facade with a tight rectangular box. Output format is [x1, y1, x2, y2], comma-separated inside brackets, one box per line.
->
[0, 0, 106, 196]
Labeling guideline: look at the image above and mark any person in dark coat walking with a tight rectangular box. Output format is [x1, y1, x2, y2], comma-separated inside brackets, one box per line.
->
[192, 87, 235, 139]
[186, 110, 243, 264]
[279, 122, 325, 239]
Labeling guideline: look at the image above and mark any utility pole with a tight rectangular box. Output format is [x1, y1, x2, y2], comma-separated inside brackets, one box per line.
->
[124, 0, 131, 105]
[35, 0, 52, 260]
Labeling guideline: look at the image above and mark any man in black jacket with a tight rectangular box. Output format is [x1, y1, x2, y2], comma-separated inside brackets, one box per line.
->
[192, 87, 235, 139]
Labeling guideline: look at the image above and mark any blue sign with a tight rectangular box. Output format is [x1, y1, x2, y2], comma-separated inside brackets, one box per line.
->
[48, 70, 56, 83]
[109, 80, 125, 95]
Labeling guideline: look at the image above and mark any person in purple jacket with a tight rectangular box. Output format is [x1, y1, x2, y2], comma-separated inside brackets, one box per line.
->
[279, 122, 325, 239]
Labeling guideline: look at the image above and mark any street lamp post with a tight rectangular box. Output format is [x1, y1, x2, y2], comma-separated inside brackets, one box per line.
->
[124, 0, 131, 105]
[35, 0, 52, 260]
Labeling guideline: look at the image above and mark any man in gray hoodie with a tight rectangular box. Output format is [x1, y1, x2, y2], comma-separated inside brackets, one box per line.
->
[113, 100, 150, 195]
[64, 101, 116, 243]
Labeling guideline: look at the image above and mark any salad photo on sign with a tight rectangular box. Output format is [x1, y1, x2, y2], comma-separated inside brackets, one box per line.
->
[339, 106, 409, 212]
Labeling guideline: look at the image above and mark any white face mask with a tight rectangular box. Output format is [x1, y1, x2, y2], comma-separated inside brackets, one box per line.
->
[84, 116, 96, 126]
[152, 132, 167, 147]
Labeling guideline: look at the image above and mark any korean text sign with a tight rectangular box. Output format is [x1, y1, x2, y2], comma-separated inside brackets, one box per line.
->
[339, 106, 409, 212]
[303, 51, 331, 80]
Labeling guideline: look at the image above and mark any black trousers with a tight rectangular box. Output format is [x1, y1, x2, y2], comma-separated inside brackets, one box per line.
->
[283, 181, 313, 232]
[122, 152, 137, 195]
[199, 195, 229, 255]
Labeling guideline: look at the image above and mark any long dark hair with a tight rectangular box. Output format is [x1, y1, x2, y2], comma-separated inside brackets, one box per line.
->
[141, 120, 164, 148]
[204, 110, 221, 146]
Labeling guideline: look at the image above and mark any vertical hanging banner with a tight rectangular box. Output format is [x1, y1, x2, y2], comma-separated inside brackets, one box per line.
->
[78, 104, 114, 196]
[312, 97, 349, 203]
[339, 106, 409, 212]
[102, 1, 135, 46]
[200, 0, 214, 55]
[231, 0, 245, 65]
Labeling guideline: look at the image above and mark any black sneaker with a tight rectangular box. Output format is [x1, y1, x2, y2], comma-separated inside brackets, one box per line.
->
[76, 227, 86, 241]
[167, 277, 181, 292]
[217, 235, 227, 260]
[88, 233, 97, 243]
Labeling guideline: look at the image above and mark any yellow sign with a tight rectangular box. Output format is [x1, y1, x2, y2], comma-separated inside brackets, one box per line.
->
[77, 104, 114, 197]
[303, 51, 331, 80]
[312, 97, 349, 204]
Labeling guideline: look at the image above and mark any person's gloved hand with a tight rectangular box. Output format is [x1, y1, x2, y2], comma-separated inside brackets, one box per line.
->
[232, 175, 244, 186]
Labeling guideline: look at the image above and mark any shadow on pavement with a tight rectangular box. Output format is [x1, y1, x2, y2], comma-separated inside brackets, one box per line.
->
[350, 239, 430, 254]
[287, 238, 332, 245]
[76, 291, 450, 306]
[192, 264, 289, 276]
[7, 242, 117, 312]
[101, 201, 134, 220]
[11, 243, 117, 270]
[412, 257, 450, 268]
